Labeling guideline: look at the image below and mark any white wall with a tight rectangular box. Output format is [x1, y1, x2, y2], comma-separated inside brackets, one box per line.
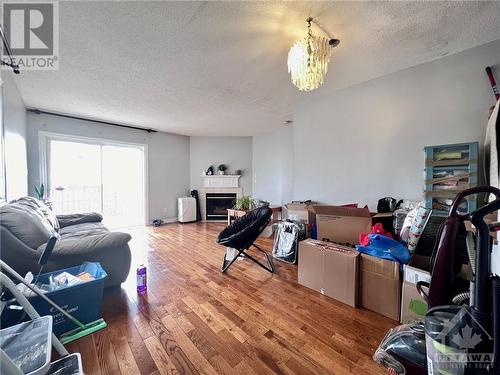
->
[26, 112, 190, 223]
[190, 136, 253, 195]
[2, 72, 28, 201]
[252, 126, 293, 205]
[288, 39, 500, 210]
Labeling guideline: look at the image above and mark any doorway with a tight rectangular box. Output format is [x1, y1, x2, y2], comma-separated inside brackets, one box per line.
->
[41, 133, 147, 228]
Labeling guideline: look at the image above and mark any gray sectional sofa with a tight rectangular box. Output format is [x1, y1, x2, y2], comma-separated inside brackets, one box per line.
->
[0, 197, 131, 287]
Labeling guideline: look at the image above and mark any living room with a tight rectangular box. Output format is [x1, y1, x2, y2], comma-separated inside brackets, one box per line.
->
[1, 1, 500, 374]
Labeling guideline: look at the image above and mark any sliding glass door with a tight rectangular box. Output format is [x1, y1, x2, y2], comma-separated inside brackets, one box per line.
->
[49, 140, 102, 214]
[47, 136, 146, 228]
[101, 145, 145, 228]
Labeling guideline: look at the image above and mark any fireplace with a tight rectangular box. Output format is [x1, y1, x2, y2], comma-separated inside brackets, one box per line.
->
[205, 193, 236, 221]
[200, 175, 241, 221]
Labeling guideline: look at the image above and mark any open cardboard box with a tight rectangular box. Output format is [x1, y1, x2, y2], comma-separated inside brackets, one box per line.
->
[283, 202, 315, 224]
[298, 239, 359, 307]
[400, 255, 431, 323]
[307, 205, 372, 246]
[399, 255, 471, 323]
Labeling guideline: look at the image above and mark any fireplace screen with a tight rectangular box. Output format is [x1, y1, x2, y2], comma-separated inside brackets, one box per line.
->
[206, 193, 236, 220]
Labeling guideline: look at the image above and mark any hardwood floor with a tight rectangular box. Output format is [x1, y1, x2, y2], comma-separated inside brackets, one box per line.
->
[66, 222, 396, 374]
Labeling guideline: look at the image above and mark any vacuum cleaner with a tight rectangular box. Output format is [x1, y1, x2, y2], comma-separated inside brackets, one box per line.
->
[374, 186, 500, 375]
[0, 235, 107, 344]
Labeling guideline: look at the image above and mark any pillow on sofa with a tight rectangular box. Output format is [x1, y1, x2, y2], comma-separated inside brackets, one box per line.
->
[56, 212, 103, 228]
[15, 196, 60, 232]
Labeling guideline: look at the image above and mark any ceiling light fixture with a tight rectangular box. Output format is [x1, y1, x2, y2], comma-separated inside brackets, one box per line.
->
[287, 17, 339, 91]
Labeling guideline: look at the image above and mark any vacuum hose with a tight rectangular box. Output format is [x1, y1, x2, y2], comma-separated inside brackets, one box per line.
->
[451, 230, 475, 305]
[465, 230, 477, 307]
[466, 231, 477, 275]
[452, 291, 470, 306]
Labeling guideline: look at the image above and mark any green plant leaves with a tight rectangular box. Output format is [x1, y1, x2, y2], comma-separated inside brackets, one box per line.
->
[233, 195, 255, 211]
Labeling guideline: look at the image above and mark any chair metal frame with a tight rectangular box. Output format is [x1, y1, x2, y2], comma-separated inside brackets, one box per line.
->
[221, 243, 274, 273]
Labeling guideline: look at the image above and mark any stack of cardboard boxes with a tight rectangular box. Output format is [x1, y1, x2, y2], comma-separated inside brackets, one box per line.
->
[285, 203, 424, 322]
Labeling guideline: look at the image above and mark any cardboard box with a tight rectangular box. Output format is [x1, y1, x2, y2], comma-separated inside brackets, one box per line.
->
[298, 239, 359, 307]
[308, 205, 372, 246]
[400, 256, 431, 323]
[283, 202, 314, 224]
[359, 253, 401, 320]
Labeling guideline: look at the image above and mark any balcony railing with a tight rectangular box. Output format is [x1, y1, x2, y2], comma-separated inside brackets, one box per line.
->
[49, 185, 101, 215]
[49, 185, 143, 228]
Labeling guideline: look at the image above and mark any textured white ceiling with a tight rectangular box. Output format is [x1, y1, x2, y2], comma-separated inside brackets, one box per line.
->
[13, 1, 500, 136]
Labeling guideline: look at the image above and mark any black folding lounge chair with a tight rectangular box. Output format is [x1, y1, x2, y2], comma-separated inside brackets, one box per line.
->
[216, 206, 274, 273]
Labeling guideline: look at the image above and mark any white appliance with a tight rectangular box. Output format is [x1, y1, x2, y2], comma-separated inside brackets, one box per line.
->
[178, 197, 197, 223]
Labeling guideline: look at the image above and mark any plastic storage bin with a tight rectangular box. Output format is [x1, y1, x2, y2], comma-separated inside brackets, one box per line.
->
[2, 262, 107, 336]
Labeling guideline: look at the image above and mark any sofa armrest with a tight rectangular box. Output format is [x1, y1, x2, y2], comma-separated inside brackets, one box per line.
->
[0, 227, 41, 273]
[56, 213, 103, 228]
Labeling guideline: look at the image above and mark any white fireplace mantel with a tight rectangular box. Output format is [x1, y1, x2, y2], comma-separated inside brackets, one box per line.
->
[203, 175, 240, 188]
[200, 175, 242, 221]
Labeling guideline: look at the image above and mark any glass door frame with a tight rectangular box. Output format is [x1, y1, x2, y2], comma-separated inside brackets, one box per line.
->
[0, 82, 6, 204]
[38, 131, 149, 225]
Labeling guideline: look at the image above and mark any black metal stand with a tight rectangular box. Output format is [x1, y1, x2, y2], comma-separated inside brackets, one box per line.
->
[221, 244, 274, 273]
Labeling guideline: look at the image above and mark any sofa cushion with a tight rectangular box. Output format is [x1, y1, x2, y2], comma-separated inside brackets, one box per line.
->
[0, 203, 55, 249]
[59, 222, 109, 240]
[40, 231, 132, 257]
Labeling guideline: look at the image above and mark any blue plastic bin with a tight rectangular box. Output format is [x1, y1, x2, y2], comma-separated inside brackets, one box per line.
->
[27, 262, 107, 336]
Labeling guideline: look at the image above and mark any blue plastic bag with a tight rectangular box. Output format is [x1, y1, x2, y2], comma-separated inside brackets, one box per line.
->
[356, 234, 411, 268]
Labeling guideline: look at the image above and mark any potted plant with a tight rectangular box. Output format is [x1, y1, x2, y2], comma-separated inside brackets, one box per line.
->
[217, 164, 227, 175]
[34, 183, 45, 200]
[34, 182, 53, 208]
[233, 196, 255, 211]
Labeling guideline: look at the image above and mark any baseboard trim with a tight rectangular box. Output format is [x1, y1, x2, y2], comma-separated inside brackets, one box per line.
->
[163, 217, 178, 224]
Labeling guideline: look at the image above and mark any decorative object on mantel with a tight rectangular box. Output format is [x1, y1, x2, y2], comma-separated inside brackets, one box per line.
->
[288, 17, 340, 91]
[217, 164, 227, 175]
[233, 196, 256, 211]
[206, 166, 214, 175]
[235, 169, 242, 176]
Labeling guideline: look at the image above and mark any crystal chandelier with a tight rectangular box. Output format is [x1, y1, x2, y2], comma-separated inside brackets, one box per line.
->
[287, 17, 339, 91]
